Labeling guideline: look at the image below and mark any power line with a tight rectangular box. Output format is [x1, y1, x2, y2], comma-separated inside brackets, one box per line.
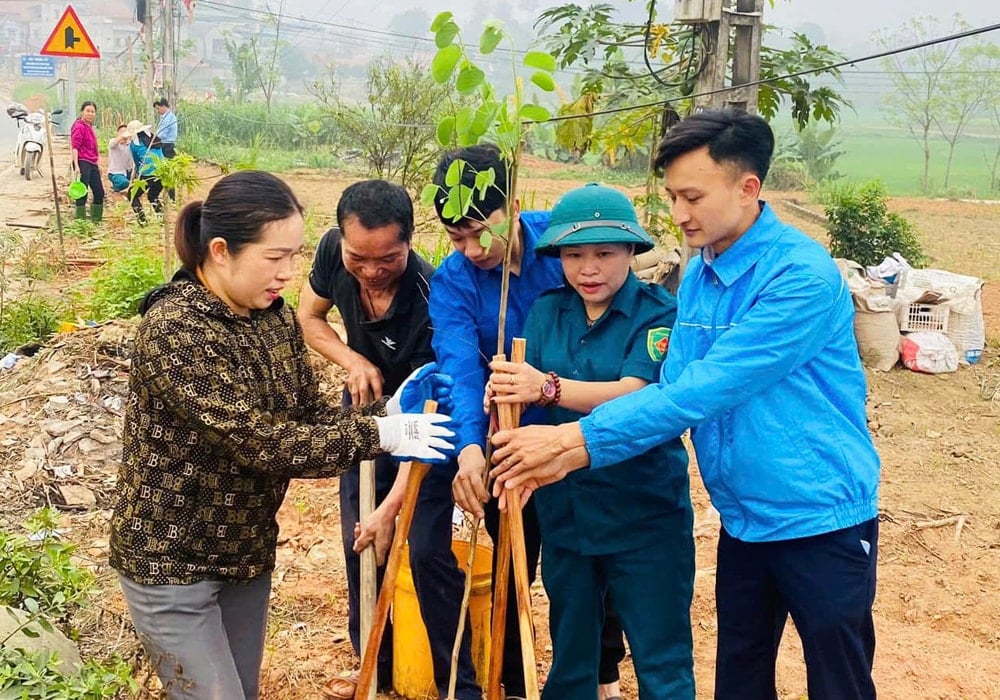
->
[538, 21, 1000, 124]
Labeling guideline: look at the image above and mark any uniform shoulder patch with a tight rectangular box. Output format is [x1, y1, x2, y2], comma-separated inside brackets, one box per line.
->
[646, 327, 671, 361]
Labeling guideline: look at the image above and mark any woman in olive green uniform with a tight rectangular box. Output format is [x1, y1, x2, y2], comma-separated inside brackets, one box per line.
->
[489, 184, 695, 699]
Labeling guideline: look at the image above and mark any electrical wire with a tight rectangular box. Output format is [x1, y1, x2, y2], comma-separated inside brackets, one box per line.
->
[537, 20, 1000, 124]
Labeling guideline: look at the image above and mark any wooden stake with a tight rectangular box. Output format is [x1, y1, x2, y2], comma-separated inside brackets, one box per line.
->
[502, 339, 538, 699]
[485, 340, 538, 700]
[355, 401, 437, 700]
[358, 459, 377, 700]
[43, 109, 64, 267]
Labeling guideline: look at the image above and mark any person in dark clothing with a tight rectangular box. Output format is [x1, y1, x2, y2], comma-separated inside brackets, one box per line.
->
[70, 100, 105, 223]
[298, 179, 481, 700]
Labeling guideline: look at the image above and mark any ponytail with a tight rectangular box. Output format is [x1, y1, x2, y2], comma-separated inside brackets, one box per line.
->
[175, 201, 204, 271]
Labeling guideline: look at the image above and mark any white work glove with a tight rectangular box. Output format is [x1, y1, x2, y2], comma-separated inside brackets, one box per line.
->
[374, 413, 456, 463]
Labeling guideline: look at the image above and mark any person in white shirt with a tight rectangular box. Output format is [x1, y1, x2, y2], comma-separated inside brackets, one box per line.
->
[107, 124, 132, 194]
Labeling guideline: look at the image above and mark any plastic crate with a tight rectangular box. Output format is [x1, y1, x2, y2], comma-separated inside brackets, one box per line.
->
[897, 302, 949, 333]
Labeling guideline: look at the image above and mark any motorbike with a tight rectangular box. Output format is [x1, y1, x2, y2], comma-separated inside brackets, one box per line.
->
[6, 103, 62, 182]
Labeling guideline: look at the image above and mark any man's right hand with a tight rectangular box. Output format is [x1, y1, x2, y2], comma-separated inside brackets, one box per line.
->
[452, 445, 490, 519]
[346, 352, 384, 405]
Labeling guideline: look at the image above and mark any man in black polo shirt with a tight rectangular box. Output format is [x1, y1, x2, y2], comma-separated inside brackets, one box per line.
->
[298, 179, 481, 700]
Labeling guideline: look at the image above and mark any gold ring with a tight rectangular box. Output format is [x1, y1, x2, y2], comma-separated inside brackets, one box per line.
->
[509, 375, 516, 385]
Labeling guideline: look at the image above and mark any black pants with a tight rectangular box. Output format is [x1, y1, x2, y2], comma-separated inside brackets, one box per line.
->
[130, 176, 162, 221]
[484, 496, 626, 696]
[75, 160, 104, 206]
[714, 518, 879, 700]
[340, 462, 480, 699]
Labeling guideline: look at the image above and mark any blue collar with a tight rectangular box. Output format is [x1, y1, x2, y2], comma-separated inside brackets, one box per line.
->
[702, 201, 781, 287]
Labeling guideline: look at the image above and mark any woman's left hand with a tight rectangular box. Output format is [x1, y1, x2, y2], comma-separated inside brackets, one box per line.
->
[488, 360, 547, 405]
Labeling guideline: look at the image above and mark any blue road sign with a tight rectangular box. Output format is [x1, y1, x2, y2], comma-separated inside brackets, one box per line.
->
[21, 55, 57, 78]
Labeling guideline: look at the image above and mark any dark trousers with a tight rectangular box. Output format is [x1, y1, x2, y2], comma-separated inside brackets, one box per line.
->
[484, 497, 628, 697]
[75, 160, 104, 206]
[714, 517, 879, 700]
[540, 514, 695, 700]
[340, 462, 480, 700]
[130, 176, 163, 222]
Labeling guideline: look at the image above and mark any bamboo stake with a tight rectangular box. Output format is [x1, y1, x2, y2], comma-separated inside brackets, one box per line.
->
[358, 459, 377, 700]
[498, 338, 538, 699]
[355, 401, 437, 700]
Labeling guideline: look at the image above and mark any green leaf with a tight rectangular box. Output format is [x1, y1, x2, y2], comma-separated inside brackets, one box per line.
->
[436, 116, 455, 147]
[455, 105, 476, 141]
[435, 19, 460, 49]
[490, 218, 510, 238]
[519, 103, 551, 122]
[456, 65, 486, 95]
[474, 167, 496, 196]
[431, 45, 462, 84]
[496, 124, 520, 151]
[21, 626, 40, 638]
[442, 184, 475, 221]
[479, 23, 503, 55]
[479, 231, 493, 249]
[445, 158, 464, 187]
[430, 11, 453, 32]
[523, 50, 557, 72]
[23, 598, 39, 614]
[470, 103, 500, 139]
[530, 71, 556, 92]
[420, 184, 439, 207]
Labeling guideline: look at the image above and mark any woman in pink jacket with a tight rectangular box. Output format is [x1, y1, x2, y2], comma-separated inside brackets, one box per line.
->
[70, 100, 104, 223]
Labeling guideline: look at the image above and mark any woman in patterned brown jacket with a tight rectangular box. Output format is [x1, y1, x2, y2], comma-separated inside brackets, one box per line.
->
[109, 170, 456, 700]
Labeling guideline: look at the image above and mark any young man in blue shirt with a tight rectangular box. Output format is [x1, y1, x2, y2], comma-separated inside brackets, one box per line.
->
[490, 110, 881, 700]
[430, 145, 627, 700]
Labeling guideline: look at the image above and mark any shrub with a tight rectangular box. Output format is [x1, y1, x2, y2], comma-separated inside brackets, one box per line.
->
[88, 249, 165, 321]
[824, 180, 927, 267]
[0, 509, 93, 621]
[0, 648, 136, 699]
[0, 296, 61, 353]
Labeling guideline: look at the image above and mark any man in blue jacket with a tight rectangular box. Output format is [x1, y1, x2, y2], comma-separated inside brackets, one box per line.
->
[489, 109, 881, 700]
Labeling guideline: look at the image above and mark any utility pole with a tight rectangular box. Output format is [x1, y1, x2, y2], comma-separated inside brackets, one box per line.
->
[675, 0, 764, 112]
[673, 0, 764, 268]
[144, 0, 155, 121]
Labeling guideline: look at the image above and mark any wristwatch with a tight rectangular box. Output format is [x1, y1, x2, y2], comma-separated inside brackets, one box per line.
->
[537, 371, 561, 407]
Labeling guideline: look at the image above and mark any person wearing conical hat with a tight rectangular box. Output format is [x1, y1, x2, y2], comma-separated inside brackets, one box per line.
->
[488, 183, 695, 699]
[124, 119, 164, 224]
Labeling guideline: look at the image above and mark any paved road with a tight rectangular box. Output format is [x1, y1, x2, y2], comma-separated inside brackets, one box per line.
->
[0, 98, 20, 166]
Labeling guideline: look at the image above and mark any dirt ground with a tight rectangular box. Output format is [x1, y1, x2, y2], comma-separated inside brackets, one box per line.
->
[1, 143, 999, 699]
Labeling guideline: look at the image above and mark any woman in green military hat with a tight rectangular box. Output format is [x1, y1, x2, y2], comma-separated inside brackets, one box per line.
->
[488, 183, 696, 699]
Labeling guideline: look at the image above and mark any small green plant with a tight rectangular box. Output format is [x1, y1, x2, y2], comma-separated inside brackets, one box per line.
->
[0, 646, 136, 699]
[87, 248, 165, 321]
[63, 219, 100, 240]
[0, 296, 61, 353]
[413, 232, 453, 268]
[0, 509, 94, 622]
[825, 180, 927, 267]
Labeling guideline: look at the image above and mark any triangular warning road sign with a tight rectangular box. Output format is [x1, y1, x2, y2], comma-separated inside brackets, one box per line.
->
[41, 6, 100, 58]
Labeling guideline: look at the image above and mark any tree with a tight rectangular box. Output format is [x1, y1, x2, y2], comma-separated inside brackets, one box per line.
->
[876, 15, 967, 193]
[222, 1, 286, 111]
[311, 57, 452, 190]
